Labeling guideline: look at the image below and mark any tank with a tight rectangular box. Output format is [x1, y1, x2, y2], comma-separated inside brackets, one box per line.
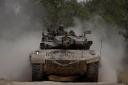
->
[30, 25, 100, 82]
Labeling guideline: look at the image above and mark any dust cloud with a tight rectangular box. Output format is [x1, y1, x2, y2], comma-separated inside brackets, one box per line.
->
[68, 16, 125, 83]
[0, 0, 43, 81]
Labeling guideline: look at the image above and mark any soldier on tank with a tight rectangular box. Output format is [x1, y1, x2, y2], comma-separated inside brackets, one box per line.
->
[41, 32, 45, 42]
[47, 27, 55, 40]
[56, 25, 66, 35]
[69, 30, 76, 36]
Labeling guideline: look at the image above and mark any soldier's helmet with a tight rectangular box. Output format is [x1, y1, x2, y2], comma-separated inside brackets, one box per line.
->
[69, 30, 76, 36]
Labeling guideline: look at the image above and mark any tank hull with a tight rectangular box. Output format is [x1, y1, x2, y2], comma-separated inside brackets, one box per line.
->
[30, 50, 100, 82]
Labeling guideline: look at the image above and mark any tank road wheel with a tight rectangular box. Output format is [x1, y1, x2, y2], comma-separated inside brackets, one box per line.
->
[86, 62, 99, 82]
[32, 64, 44, 81]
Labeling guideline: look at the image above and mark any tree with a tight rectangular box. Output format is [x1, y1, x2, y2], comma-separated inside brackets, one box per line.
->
[39, 0, 90, 29]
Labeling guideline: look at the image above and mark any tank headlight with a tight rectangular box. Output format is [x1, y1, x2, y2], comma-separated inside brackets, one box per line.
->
[35, 51, 39, 55]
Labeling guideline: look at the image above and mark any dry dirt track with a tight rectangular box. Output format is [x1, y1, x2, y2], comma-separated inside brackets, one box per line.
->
[0, 80, 124, 85]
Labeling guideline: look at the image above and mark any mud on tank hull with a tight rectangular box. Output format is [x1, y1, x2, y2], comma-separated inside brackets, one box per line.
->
[30, 50, 100, 82]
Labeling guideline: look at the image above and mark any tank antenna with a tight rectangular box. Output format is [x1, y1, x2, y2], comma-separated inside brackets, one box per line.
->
[100, 39, 103, 56]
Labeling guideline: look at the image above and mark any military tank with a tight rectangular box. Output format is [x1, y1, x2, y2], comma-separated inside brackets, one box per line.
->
[30, 25, 100, 82]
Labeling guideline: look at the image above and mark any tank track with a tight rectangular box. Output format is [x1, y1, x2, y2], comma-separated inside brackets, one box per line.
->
[32, 64, 44, 81]
[86, 62, 99, 82]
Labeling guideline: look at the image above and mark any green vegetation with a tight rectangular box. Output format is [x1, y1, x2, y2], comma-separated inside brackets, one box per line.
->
[39, 0, 128, 38]
[39, 0, 90, 28]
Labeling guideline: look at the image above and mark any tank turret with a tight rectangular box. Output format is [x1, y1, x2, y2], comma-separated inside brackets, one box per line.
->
[40, 26, 93, 50]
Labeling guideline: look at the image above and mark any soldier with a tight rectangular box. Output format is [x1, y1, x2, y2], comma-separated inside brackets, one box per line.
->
[69, 30, 76, 36]
[41, 32, 45, 42]
[56, 25, 66, 35]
